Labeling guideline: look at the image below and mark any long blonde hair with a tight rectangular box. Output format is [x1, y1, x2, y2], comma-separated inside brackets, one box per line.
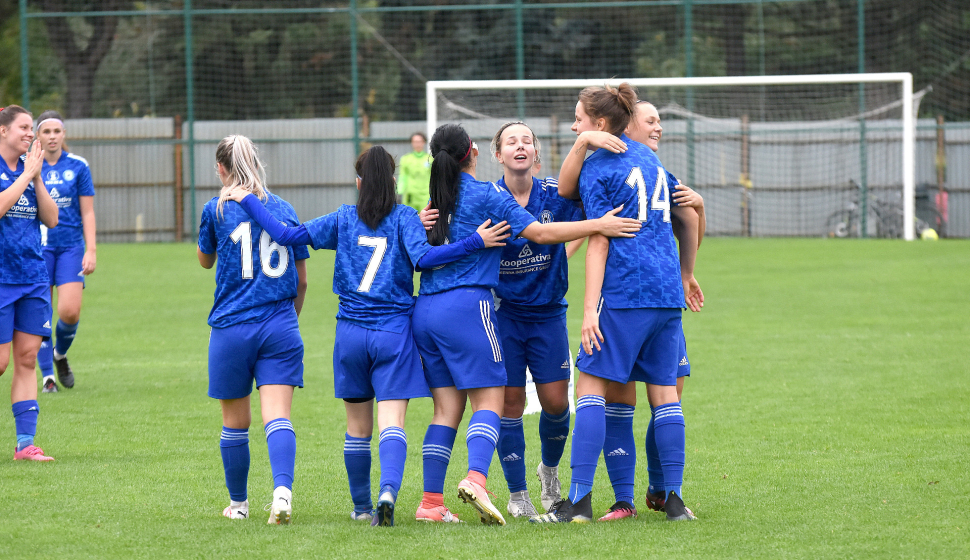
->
[215, 135, 269, 218]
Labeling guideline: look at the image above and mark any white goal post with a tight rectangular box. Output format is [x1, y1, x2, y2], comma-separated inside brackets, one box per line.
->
[426, 73, 916, 240]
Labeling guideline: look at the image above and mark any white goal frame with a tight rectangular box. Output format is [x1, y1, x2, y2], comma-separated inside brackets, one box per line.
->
[427, 73, 916, 240]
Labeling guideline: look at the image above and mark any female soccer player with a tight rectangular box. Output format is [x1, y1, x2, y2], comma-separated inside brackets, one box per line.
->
[558, 100, 706, 521]
[531, 84, 701, 524]
[227, 145, 509, 527]
[0, 105, 59, 461]
[413, 123, 642, 525]
[197, 135, 309, 525]
[32, 110, 96, 393]
[487, 122, 583, 517]
[397, 132, 432, 212]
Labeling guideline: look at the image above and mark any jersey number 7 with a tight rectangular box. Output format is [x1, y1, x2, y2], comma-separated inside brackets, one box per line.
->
[357, 236, 388, 293]
[625, 166, 670, 223]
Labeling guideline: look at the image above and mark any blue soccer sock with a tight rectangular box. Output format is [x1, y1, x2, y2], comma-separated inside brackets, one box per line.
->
[378, 427, 407, 502]
[466, 410, 500, 477]
[264, 418, 296, 491]
[344, 433, 372, 513]
[603, 403, 636, 504]
[568, 394, 606, 503]
[653, 402, 686, 499]
[498, 416, 527, 493]
[53, 320, 79, 357]
[220, 427, 250, 502]
[645, 408, 664, 495]
[538, 408, 570, 467]
[37, 338, 54, 378]
[13, 400, 40, 451]
[422, 424, 456, 495]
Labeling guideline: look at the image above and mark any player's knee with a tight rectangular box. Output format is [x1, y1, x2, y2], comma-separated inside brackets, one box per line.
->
[503, 388, 526, 417]
[59, 309, 81, 324]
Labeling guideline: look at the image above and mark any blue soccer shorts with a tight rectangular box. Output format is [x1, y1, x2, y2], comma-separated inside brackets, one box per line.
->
[497, 313, 571, 387]
[43, 245, 85, 287]
[629, 324, 690, 382]
[576, 306, 681, 386]
[0, 283, 53, 344]
[333, 319, 431, 402]
[207, 302, 304, 400]
[412, 287, 508, 391]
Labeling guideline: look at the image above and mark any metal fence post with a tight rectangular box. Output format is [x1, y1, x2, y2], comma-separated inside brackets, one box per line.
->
[19, 0, 30, 109]
[185, 0, 196, 236]
[858, 0, 868, 238]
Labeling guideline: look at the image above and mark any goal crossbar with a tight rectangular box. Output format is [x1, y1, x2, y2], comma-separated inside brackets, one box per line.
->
[426, 73, 916, 240]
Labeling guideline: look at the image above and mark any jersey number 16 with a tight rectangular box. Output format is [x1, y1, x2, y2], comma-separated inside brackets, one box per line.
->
[625, 166, 670, 223]
[230, 222, 289, 279]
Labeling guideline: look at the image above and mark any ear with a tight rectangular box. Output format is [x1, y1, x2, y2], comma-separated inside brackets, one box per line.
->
[355, 177, 361, 190]
[595, 117, 608, 132]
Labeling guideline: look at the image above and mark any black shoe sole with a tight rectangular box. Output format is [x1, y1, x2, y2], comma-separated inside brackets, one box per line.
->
[54, 358, 74, 389]
[373, 501, 394, 527]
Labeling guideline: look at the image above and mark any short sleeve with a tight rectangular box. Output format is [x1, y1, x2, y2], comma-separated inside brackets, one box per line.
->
[304, 211, 340, 251]
[197, 204, 216, 254]
[579, 164, 614, 220]
[77, 164, 95, 197]
[486, 183, 537, 237]
[399, 209, 432, 266]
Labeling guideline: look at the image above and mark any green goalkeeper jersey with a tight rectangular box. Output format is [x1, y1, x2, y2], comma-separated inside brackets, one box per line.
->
[398, 150, 433, 212]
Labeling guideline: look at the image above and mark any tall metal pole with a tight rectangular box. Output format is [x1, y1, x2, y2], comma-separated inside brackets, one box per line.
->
[351, 0, 360, 156]
[515, 0, 525, 121]
[857, 0, 868, 238]
[185, 0, 196, 236]
[684, 0, 695, 189]
[19, 0, 30, 109]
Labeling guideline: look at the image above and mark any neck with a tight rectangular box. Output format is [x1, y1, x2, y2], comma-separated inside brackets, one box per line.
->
[0, 145, 21, 169]
[461, 164, 476, 179]
[503, 169, 533, 195]
[45, 148, 62, 165]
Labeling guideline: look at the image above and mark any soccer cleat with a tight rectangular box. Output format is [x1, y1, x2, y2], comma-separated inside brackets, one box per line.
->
[529, 493, 593, 524]
[664, 492, 696, 521]
[536, 462, 562, 511]
[42, 378, 58, 393]
[266, 487, 292, 525]
[371, 490, 395, 527]
[223, 500, 249, 520]
[414, 504, 461, 523]
[350, 510, 374, 522]
[645, 491, 666, 512]
[457, 477, 506, 526]
[597, 501, 637, 521]
[13, 445, 54, 462]
[54, 355, 74, 389]
[507, 490, 539, 518]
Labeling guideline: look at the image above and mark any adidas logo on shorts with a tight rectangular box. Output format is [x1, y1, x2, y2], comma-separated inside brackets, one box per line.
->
[561, 361, 569, 369]
[679, 356, 689, 366]
[43, 320, 51, 329]
[607, 448, 629, 457]
[502, 453, 522, 462]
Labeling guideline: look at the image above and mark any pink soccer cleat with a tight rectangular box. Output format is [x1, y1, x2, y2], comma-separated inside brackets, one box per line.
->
[598, 501, 638, 521]
[13, 445, 54, 461]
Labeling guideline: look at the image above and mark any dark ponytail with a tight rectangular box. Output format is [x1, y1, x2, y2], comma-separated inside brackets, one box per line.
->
[355, 145, 397, 230]
[427, 124, 472, 246]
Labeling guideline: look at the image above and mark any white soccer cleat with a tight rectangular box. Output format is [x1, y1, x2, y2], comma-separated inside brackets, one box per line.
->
[266, 487, 292, 525]
[350, 510, 374, 522]
[507, 490, 539, 518]
[536, 462, 562, 511]
[223, 500, 249, 520]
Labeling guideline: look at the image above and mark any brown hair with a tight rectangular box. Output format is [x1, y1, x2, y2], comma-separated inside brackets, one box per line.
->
[0, 105, 31, 128]
[578, 83, 638, 136]
[490, 121, 541, 165]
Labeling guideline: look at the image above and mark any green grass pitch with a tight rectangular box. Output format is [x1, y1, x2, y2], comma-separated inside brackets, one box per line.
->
[0, 238, 967, 559]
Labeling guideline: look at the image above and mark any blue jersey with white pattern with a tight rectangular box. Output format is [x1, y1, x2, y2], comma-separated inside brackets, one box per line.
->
[494, 176, 584, 321]
[418, 173, 537, 295]
[579, 134, 683, 309]
[304, 204, 433, 334]
[43, 151, 95, 248]
[198, 194, 310, 328]
[0, 155, 47, 285]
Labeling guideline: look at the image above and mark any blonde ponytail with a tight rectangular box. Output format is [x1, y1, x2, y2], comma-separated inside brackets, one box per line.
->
[215, 135, 269, 219]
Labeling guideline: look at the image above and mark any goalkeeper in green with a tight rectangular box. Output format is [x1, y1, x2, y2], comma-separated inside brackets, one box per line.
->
[397, 132, 432, 212]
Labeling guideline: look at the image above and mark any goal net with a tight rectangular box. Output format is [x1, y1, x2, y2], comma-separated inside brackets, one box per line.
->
[427, 74, 917, 240]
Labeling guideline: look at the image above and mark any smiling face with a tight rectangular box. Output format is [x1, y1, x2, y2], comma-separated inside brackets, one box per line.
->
[626, 102, 662, 152]
[571, 100, 603, 135]
[38, 120, 65, 156]
[495, 123, 537, 174]
[0, 113, 35, 156]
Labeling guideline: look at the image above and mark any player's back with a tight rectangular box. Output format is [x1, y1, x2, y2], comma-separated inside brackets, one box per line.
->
[304, 204, 429, 333]
[418, 173, 536, 295]
[579, 136, 683, 309]
[199, 194, 307, 328]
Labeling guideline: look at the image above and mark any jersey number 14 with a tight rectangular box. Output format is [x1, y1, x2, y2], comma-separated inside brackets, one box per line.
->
[230, 222, 289, 279]
[625, 166, 670, 223]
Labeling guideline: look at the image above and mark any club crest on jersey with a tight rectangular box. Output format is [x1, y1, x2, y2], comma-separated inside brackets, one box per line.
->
[0, 173, 7, 181]
[540, 210, 554, 224]
[63, 169, 75, 181]
[518, 244, 533, 258]
[46, 170, 61, 184]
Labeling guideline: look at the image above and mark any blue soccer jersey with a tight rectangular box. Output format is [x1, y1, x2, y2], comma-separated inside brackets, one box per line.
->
[579, 134, 683, 309]
[304, 204, 434, 333]
[494, 176, 584, 321]
[198, 194, 310, 328]
[0, 155, 48, 285]
[418, 173, 537, 295]
[43, 151, 95, 248]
